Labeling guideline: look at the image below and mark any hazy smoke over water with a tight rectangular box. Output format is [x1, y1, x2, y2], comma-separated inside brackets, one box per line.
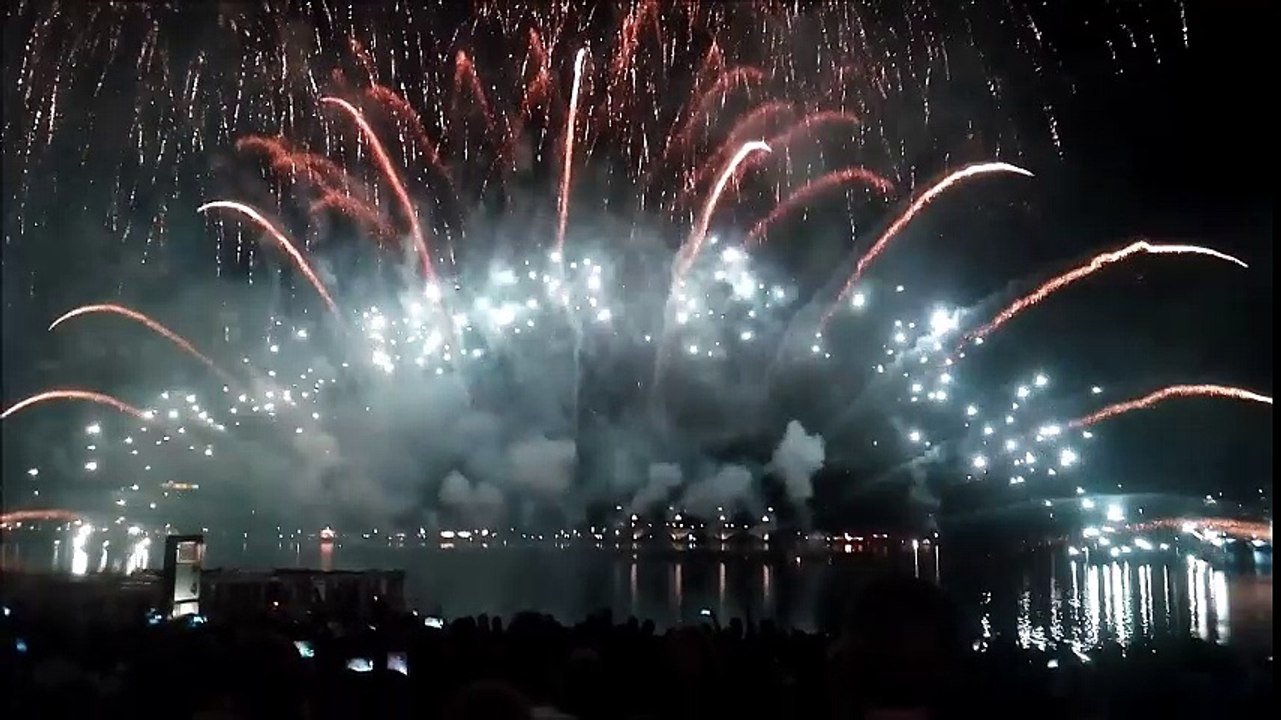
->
[629, 462, 684, 513]
[508, 437, 577, 496]
[680, 463, 755, 516]
[438, 470, 505, 526]
[771, 420, 825, 508]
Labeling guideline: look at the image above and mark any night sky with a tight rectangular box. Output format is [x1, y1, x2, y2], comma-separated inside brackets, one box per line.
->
[1, 1, 1271, 527]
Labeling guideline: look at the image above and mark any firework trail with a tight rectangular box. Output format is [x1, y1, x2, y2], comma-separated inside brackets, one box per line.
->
[555, 48, 588, 257]
[1069, 384, 1273, 428]
[664, 66, 766, 161]
[196, 201, 338, 313]
[309, 193, 397, 242]
[651, 140, 771, 398]
[730, 110, 865, 185]
[0, 509, 85, 525]
[451, 51, 501, 136]
[517, 30, 556, 125]
[966, 240, 1250, 343]
[826, 162, 1035, 324]
[746, 166, 895, 244]
[236, 135, 374, 202]
[319, 96, 435, 283]
[673, 100, 796, 211]
[610, 0, 660, 88]
[364, 84, 454, 190]
[758, 110, 863, 159]
[1, 389, 152, 422]
[48, 303, 237, 386]
[675, 140, 771, 278]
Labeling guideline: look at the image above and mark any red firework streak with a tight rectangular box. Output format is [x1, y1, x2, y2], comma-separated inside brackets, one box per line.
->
[1069, 384, 1272, 428]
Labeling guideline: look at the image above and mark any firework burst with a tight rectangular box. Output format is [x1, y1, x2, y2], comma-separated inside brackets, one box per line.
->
[4, 2, 1265, 534]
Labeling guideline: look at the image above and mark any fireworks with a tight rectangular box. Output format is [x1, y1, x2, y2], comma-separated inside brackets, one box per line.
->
[197, 201, 339, 313]
[826, 162, 1035, 325]
[1069, 385, 1274, 428]
[49, 304, 237, 386]
[1, 390, 152, 422]
[965, 241, 1250, 344]
[675, 140, 772, 279]
[554, 47, 588, 257]
[318, 96, 436, 281]
[2, 2, 1266, 532]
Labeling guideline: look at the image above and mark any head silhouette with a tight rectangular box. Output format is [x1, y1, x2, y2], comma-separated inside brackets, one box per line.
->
[839, 575, 964, 710]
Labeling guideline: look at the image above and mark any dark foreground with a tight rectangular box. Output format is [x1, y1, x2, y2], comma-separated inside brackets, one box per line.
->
[1, 575, 1272, 720]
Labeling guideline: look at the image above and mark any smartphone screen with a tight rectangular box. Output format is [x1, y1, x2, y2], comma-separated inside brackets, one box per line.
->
[345, 657, 374, 672]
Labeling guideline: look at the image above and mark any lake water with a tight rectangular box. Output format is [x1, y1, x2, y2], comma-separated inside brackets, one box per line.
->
[2, 532, 1272, 655]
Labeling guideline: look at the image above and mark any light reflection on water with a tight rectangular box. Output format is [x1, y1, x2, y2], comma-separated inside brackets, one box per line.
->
[995, 555, 1265, 655]
[2, 531, 1271, 651]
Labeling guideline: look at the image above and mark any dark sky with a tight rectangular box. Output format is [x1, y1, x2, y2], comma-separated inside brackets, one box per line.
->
[992, 2, 1272, 502]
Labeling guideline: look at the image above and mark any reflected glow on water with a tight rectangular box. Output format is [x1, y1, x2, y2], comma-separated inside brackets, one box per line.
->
[998, 555, 1266, 654]
[3, 528, 1271, 651]
[70, 525, 90, 576]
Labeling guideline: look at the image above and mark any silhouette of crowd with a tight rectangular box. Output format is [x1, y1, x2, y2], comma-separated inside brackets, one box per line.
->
[2, 576, 1271, 719]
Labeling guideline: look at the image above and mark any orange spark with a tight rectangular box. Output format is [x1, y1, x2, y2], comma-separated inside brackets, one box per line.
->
[745, 110, 864, 173]
[665, 66, 765, 160]
[673, 100, 795, 211]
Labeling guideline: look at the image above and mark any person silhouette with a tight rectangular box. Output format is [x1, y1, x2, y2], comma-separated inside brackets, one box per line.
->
[832, 575, 970, 720]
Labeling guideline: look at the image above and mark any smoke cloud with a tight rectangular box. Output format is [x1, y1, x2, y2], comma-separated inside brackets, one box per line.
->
[770, 420, 825, 507]
[508, 437, 577, 496]
[438, 470, 506, 526]
[680, 463, 755, 516]
[628, 462, 683, 513]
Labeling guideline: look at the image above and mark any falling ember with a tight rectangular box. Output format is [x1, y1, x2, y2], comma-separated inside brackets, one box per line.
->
[967, 240, 1250, 342]
[197, 201, 339, 313]
[555, 48, 588, 257]
[0, 509, 85, 525]
[1, 389, 152, 422]
[676, 140, 771, 278]
[746, 166, 895, 244]
[319, 96, 435, 283]
[826, 162, 1034, 323]
[1069, 384, 1273, 427]
[49, 303, 237, 386]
